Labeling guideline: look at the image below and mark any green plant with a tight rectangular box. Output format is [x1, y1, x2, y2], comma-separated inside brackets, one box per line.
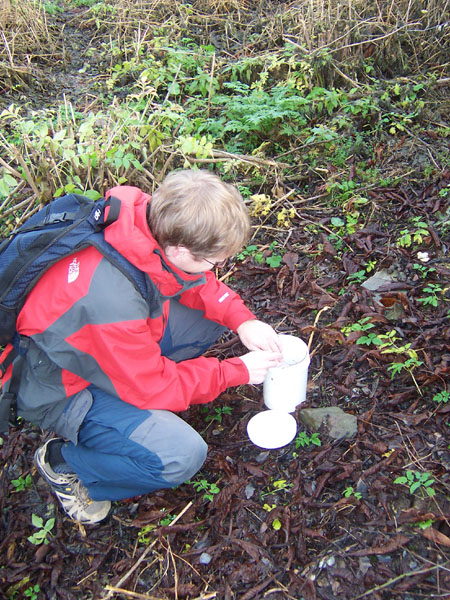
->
[236, 244, 259, 261]
[0, 172, 18, 199]
[262, 503, 283, 529]
[387, 355, 423, 390]
[394, 470, 435, 497]
[160, 512, 175, 526]
[260, 479, 293, 499]
[343, 486, 362, 500]
[365, 259, 376, 272]
[203, 405, 232, 424]
[276, 207, 296, 229]
[236, 241, 283, 267]
[433, 390, 449, 403]
[265, 241, 283, 268]
[207, 82, 310, 152]
[236, 243, 265, 264]
[137, 509, 176, 543]
[0, 99, 171, 200]
[271, 518, 282, 530]
[138, 524, 156, 544]
[266, 255, 283, 268]
[415, 519, 434, 530]
[347, 270, 367, 284]
[417, 284, 443, 307]
[11, 473, 32, 492]
[378, 330, 423, 393]
[413, 262, 436, 278]
[190, 478, 220, 502]
[328, 232, 345, 252]
[43, 0, 63, 14]
[177, 135, 214, 165]
[24, 584, 40, 600]
[341, 317, 374, 336]
[330, 205, 366, 235]
[295, 432, 321, 448]
[327, 179, 357, 204]
[28, 514, 55, 545]
[357, 332, 383, 346]
[396, 217, 429, 248]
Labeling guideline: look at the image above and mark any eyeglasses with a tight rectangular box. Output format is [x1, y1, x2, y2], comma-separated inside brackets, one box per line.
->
[202, 257, 228, 268]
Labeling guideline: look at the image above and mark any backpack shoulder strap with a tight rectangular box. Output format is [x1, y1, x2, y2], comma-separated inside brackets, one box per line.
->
[102, 195, 122, 227]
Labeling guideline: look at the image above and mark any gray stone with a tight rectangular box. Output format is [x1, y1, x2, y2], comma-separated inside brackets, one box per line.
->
[298, 407, 357, 439]
[361, 269, 408, 308]
[361, 269, 393, 291]
[245, 484, 256, 499]
[199, 552, 212, 565]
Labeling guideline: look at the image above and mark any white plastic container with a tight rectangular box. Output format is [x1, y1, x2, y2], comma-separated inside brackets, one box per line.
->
[263, 334, 310, 412]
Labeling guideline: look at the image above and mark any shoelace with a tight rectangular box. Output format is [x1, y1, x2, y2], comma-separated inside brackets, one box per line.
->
[71, 480, 92, 508]
[56, 472, 79, 486]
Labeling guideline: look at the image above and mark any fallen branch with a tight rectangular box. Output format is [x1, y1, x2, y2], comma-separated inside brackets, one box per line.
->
[103, 587, 163, 600]
[350, 564, 440, 599]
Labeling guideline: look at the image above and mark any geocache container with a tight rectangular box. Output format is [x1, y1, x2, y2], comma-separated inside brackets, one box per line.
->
[263, 334, 310, 413]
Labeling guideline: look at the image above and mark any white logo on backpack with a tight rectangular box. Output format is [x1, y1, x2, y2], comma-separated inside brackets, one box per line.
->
[68, 258, 80, 283]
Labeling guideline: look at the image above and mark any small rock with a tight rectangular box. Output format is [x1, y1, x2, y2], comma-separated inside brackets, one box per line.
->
[358, 556, 371, 575]
[256, 451, 270, 463]
[299, 407, 357, 439]
[199, 552, 212, 565]
[378, 555, 391, 563]
[245, 484, 255, 499]
[361, 269, 393, 291]
[356, 478, 368, 495]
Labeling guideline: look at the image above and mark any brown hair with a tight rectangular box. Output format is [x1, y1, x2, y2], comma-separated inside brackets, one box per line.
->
[149, 170, 251, 257]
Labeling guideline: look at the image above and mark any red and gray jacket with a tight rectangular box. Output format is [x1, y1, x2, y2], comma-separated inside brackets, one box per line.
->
[0, 186, 254, 433]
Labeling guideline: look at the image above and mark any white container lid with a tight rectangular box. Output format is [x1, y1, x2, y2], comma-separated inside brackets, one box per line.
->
[278, 334, 309, 366]
[247, 411, 297, 449]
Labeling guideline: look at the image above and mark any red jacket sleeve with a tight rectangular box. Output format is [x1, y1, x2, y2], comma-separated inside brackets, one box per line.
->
[64, 319, 249, 411]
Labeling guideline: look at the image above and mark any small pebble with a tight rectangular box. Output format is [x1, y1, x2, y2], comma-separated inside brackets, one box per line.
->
[245, 484, 255, 499]
[256, 451, 270, 463]
[200, 552, 212, 565]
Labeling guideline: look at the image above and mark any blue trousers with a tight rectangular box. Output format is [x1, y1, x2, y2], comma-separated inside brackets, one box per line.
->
[60, 301, 225, 501]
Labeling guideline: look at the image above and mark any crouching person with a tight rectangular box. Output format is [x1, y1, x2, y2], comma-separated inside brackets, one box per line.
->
[1, 170, 282, 524]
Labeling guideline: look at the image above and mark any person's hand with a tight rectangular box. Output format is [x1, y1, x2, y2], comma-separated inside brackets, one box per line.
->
[237, 319, 282, 353]
[239, 350, 282, 384]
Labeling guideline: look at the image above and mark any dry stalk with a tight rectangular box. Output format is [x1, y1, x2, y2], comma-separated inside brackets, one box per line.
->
[102, 501, 193, 600]
[103, 588, 163, 600]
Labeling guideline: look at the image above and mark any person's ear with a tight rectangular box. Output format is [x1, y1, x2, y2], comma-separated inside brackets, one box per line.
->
[164, 245, 189, 261]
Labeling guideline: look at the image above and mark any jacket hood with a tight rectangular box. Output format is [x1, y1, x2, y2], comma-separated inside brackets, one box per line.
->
[104, 186, 205, 295]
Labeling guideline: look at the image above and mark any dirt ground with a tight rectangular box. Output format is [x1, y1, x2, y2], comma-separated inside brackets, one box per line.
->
[2, 181, 450, 597]
[1, 1, 449, 599]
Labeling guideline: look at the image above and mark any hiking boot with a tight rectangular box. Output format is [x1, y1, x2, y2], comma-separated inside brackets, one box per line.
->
[34, 438, 111, 525]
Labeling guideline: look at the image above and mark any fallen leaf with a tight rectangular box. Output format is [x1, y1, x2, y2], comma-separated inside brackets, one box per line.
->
[380, 296, 397, 307]
[282, 252, 298, 270]
[350, 534, 410, 556]
[421, 527, 450, 548]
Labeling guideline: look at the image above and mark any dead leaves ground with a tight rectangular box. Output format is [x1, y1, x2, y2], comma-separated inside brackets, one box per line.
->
[1, 171, 449, 600]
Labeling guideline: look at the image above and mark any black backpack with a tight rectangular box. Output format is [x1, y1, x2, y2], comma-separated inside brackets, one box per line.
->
[0, 192, 148, 432]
